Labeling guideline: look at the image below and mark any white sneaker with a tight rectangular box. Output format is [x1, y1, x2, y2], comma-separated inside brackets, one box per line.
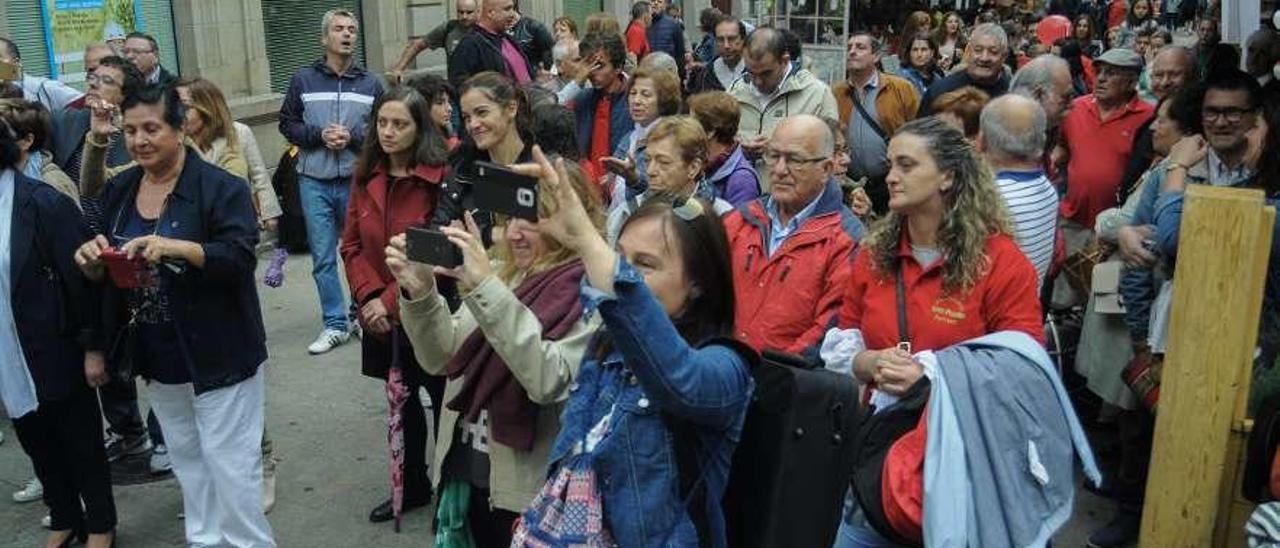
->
[40, 514, 51, 529]
[150, 445, 172, 474]
[307, 328, 350, 355]
[12, 477, 42, 503]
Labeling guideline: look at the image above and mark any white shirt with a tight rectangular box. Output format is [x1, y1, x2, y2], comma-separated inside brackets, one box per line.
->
[994, 169, 1059, 289]
[0, 169, 39, 419]
[713, 57, 745, 90]
[21, 74, 83, 113]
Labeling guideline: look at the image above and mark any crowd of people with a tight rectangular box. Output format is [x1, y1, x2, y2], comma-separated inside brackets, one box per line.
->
[1, 0, 1280, 547]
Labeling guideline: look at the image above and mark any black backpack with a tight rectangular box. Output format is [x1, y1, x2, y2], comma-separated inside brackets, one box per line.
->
[671, 347, 863, 548]
[271, 147, 309, 253]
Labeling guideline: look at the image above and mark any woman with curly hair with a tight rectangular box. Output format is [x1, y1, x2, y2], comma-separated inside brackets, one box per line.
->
[832, 116, 1045, 545]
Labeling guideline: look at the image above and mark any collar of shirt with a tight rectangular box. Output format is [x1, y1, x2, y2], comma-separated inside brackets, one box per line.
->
[1087, 93, 1148, 123]
[855, 70, 880, 93]
[763, 185, 824, 256]
[1205, 148, 1254, 187]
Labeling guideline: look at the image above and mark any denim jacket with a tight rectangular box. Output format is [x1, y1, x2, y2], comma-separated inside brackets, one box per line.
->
[546, 258, 754, 548]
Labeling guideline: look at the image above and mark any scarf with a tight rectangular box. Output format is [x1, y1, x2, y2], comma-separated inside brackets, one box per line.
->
[445, 260, 587, 451]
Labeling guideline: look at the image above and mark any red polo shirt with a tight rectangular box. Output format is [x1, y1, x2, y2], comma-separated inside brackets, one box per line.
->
[839, 230, 1044, 543]
[838, 231, 1045, 352]
[1059, 94, 1153, 228]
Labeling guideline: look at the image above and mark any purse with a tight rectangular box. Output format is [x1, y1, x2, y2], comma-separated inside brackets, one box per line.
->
[1121, 343, 1163, 411]
[1063, 238, 1118, 301]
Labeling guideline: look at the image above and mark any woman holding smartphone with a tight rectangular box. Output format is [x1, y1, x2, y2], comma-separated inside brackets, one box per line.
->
[340, 86, 452, 525]
[386, 161, 604, 547]
[73, 85, 273, 547]
[434, 72, 534, 244]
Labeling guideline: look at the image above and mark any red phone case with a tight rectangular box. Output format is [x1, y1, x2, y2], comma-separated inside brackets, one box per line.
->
[100, 248, 149, 289]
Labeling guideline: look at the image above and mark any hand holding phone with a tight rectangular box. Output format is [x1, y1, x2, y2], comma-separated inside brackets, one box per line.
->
[474, 161, 540, 221]
[100, 247, 150, 289]
[405, 226, 463, 268]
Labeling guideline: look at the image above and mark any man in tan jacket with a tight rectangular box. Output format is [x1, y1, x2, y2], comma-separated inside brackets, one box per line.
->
[832, 32, 920, 214]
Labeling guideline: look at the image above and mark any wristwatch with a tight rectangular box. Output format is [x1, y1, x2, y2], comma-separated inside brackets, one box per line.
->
[1165, 162, 1188, 173]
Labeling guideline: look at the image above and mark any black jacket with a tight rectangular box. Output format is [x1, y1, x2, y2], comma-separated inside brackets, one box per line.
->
[7, 170, 97, 403]
[511, 16, 554, 70]
[99, 149, 266, 394]
[448, 26, 535, 90]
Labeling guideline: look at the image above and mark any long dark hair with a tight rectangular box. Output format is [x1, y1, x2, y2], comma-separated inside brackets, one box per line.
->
[906, 32, 940, 73]
[1257, 81, 1280, 198]
[619, 193, 735, 344]
[354, 86, 449, 186]
[404, 73, 456, 135]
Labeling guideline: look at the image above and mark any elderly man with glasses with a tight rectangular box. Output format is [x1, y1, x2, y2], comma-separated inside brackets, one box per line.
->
[723, 114, 864, 360]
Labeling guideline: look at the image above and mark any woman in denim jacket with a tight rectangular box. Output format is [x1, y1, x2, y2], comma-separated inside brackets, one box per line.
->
[512, 147, 755, 548]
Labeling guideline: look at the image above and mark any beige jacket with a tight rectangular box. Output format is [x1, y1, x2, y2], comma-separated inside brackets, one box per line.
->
[35, 151, 80, 207]
[234, 122, 283, 221]
[728, 66, 838, 141]
[400, 273, 599, 512]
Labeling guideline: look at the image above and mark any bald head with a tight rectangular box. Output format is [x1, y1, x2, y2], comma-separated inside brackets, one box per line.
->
[1151, 46, 1194, 100]
[1011, 54, 1073, 125]
[979, 94, 1048, 166]
[768, 115, 835, 212]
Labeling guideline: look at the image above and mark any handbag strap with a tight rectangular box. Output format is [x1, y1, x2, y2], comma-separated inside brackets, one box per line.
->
[850, 89, 890, 143]
[895, 264, 909, 349]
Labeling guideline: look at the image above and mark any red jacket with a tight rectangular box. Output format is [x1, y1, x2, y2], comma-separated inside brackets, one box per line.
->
[625, 21, 650, 60]
[340, 163, 445, 325]
[838, 230, 1044, 543]
[723, 180, 865, 359]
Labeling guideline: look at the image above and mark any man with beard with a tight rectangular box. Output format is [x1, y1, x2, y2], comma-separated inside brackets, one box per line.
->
[918, 23, 1010, 116]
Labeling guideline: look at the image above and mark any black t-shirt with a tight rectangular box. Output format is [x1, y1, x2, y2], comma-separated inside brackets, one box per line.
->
[442, 410, 491, 489]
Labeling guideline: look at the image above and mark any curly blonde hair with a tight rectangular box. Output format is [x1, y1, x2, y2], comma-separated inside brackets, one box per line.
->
[862, 116, 1011, 293]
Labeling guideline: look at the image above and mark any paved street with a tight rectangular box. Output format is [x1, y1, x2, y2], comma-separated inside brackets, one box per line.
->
[0, 251, 1110, 547]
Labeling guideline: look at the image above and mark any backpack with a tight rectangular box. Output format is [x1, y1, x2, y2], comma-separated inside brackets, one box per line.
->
[671, 347, 863, 548]
[271, 146, 309, 253]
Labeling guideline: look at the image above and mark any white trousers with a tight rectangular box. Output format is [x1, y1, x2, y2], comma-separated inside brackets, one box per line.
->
[149, 367, 276, 548]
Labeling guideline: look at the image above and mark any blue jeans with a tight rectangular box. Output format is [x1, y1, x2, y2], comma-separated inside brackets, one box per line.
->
[298, 175, 351, 331]
[832, 490, 902, 548]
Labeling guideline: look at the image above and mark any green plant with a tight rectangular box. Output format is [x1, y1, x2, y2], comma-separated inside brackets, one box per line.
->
[103, 0, 136, 32]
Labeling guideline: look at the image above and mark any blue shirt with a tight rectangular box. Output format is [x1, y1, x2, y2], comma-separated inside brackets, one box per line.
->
[764, 186, 825, 256]
[0, 169, 38, 418]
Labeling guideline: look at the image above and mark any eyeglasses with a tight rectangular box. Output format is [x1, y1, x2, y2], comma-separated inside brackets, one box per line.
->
[86, 73, 121, 87]
[121, 47, 155, 56]
[762, 150, 826, 168]
[1202, 107, 1254, 123]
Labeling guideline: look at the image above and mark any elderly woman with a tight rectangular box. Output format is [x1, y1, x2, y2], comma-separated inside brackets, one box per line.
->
[386, 162, 604, 547]
[604, 115, 733, 243]
[688, 91, 761, 207]
[2, 118, 114, 548]
[834, 116, 1044, 546]
[73, 85, 274, 547]
[601, 67, 682, 207]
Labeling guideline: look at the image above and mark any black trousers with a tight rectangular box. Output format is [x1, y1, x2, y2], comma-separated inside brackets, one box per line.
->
[469, 487, 519, 548]
[1114, 407, 1155, 511]
[99, 375, 165, 446]
[402, 371, 446, 479]
[13, 387, 118, 533]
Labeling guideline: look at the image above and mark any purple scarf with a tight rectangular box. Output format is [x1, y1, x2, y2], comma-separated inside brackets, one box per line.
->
[445, 260, 586, 451]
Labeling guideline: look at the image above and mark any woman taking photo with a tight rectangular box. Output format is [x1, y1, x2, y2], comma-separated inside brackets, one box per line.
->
[605, 116, 732, 243]
[507, 148, 755, 548]
[833, 116, 1043, 546]
[73, 85, 274, 547]
[435, 72, 535, 242]
[1, 119, 114, 548]
[385, 161, 604, 547]
[898, 33, 946, 95]
[339, 86, 451, 526]
[602, 66, 682, 208]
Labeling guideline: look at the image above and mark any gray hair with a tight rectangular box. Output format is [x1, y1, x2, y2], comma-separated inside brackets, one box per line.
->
[640, 51, 679, 75]
[553, 39, 578, 62]
[1010, 54, 1069, 96]
[849, 31, 885, 55]
[1152, 45, 1194, 69]
[969, 22, 1009, 52]
[979, 94, 1047, 163]
[321, 9, 358, 37]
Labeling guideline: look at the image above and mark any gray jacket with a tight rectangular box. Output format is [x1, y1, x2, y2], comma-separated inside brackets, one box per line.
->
[922, 331, 1101, 547]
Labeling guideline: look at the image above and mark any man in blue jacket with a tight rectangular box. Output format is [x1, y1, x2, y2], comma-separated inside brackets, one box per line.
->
[279, 9, 383, 355]
[647, 0, 687, 78]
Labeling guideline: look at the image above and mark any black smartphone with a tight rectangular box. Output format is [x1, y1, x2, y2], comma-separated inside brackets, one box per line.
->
[474, 161, 539, 221]
[405, 226, 462, 268]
